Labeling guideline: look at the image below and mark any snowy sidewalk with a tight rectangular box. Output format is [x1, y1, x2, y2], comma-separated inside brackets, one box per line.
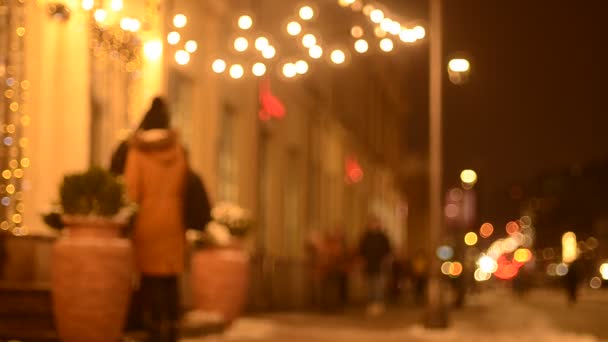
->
[181, 289, 604, 342]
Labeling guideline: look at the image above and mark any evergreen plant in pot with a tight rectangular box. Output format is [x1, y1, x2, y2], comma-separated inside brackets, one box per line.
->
[44, 167, 136, 342]
[188, 202, 252, 324]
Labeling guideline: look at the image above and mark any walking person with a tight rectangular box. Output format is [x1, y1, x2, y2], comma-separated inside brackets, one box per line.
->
[358, 217, 392, 316]
[123, 97, 188, 342]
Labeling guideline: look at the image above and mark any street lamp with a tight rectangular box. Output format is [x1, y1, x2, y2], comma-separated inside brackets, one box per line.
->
[448, 58, 471, 85]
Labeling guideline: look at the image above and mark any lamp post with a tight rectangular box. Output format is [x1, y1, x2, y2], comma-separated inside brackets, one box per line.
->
[425, 0, 448, 328]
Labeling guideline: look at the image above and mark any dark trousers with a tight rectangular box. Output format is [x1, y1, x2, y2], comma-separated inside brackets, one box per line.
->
[140, 275, 180, 342]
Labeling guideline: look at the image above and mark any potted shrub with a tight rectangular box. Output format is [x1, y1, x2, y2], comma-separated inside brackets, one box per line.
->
[43, 167, 136, 342]
[188, 202, 253, 324]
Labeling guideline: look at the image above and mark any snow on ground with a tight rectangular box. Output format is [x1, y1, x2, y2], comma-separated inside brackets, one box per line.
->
[182, 288, 604, 342]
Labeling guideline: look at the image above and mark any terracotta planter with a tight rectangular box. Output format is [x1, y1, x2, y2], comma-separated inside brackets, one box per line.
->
[191, 244, 249, 323]
[52, 217, 133, 342]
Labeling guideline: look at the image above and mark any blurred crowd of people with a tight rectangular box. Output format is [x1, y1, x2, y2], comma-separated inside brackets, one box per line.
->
[305, 217, 430, 316]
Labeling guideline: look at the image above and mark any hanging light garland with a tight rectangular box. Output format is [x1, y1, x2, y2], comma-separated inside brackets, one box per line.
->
[211, 1, 426, 80]
[1, 0, 30, 236]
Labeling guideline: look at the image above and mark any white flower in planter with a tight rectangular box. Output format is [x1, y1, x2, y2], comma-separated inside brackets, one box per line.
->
[207, 221, 232, 246]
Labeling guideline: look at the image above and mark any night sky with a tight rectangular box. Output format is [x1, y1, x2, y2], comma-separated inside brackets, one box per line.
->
[442, 0, 608, 189]
[397, 1, 608, 214]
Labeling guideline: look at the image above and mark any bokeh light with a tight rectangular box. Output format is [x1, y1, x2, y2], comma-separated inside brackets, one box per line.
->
[460, 169, 478, 186]
[238, 15, 253, 30]
[436, 245, 454, 261]
[506, 221, 520, 235]
[413, 25, 426, 39]
[354, 39, 369, 53]
[464, 232, 478, 246]
[255, 37, 269, 51]
[282, 63, 297, 78]
[556, 263, 569, 276]
[351, 26, 364, 38]
[441, 261, 452, 275]
[369, 9, 384, 23]
[229, 64, 244, 79]
[562, 232, 578, 264]
[474, 268, 491, 282]
[600, 263, 608, 280]
[450, 262, 463, 277]
[330, 49, 346, 64]
[302, 34, 317, 48]
[212, 59, 227, 73]
[399, 29, 417, 43]
[480, 222, 494, 238]
[299, 6, 315, 20]
[295, 60, 309, 74]
[514, 248, 532, 263]
[234, 37, 249, 52]
[252, 63, 267, 77]
[590, 277, 602, 289]
[262, 46, 276, 59]
[478, 255, 498, 273]
[167, 31, 181, 45]
[449, 58, 471, 73]
[185, 40, 198, 53]
[287, 21, 302, 36]
[379, 38, 394, 52]
[309, 45, 323, 59]
[143, 40, 163, 61]
[173, 14, 187, 28]
[174, 50, 190, 65]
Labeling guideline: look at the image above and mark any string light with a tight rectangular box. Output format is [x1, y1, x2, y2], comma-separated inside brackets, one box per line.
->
[252, 62, 267, 77]
[309, 45, 323, 59]
[286, 21, 302, 36]
[1, 0, 28, 235]
[238, 15, 253, 30]
[212, 59, 227, 73]
[354, 39, 369, 53]
[299, 6, 314, 21]
[185, 40, 198, 53]
[229, 64, 245, 79]
[173, 14, 187, 28]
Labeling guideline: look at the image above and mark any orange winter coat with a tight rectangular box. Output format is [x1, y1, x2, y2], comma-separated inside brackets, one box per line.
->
[125, 129, 187, 275]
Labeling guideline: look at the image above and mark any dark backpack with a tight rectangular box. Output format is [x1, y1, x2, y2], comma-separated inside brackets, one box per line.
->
[183, 169, 212, 231]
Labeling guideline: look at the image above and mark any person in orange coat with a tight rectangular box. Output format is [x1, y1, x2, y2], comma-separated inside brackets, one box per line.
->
[124, 97, 187, 342]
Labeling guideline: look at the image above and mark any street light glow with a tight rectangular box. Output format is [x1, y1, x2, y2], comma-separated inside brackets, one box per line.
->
[212, 59, 227, 73]
[299, 6, 314, 20]
[238, 15, 253, 30]
[167, 31, 181, 45]
[449, 58, 471, 73]
[234, 37, 249, 52]
[309, 45, 323, 59]
[229, 64, 244, 79]
[460, 169, 478, 185]
[287, 21, 302, 36]
[252, 62, 267, 77]
[354, 39, 369, 53]
[330, 49, 346, 64]
[173, 14, 187, 28]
